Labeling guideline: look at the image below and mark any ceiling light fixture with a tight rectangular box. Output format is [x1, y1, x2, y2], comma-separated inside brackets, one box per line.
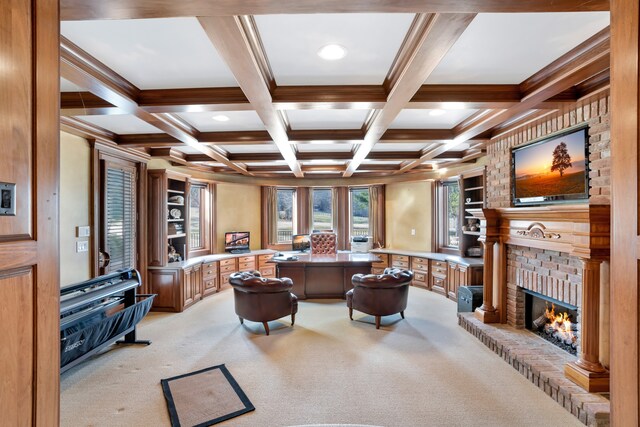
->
[429, 109, 446, 117]
[212, 114, 230, 122]
[317, 44, 347, 61]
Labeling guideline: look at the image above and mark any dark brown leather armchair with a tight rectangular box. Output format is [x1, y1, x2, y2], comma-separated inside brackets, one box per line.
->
[346, 268, 413, 329]
[229, 271, 298, 335]
[310, 233, 337, 254]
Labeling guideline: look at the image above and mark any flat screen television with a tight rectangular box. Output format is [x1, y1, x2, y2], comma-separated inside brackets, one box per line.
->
[292, 234, 311, 252]
[511, 125, 589, 206]
[224, 231, 250, 252]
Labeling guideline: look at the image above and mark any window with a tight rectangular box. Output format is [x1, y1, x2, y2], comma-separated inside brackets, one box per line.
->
[189, 183, 208, 250]
[104, 163, 137, 273]
[276, 188, 295, 243]
[312, 188, 332, 231]
[350, 188, 370, 237]
[441, 181, 460, 248]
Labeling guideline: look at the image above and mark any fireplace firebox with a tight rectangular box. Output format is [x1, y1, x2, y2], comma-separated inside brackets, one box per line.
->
[524, 289, 579, 355]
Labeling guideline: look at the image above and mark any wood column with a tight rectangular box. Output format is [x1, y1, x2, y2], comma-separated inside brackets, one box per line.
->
[610, 0, 640, 423]
[475, 239, 500, 323]
[564, 258, 609, 392]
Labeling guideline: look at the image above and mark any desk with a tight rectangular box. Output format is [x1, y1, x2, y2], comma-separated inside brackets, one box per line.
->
[271, 253, 380, 299]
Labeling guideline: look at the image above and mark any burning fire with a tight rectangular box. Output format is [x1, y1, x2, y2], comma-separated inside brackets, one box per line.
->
[543, 303, 576, 345]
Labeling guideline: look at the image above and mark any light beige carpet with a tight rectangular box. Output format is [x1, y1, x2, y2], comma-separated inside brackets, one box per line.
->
[60, 287, 582, 427]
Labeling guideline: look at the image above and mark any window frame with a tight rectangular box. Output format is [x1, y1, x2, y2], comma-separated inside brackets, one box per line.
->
[436, 179, 461, 255]
[275, 187, 297, 244]
[349, 187, 371, 239]
[187, 180, 212, 257]
[311, 187, 333, 232]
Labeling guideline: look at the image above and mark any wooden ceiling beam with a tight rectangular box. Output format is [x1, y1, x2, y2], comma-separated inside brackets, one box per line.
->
[139, 87, 252, 113]
[60, 116, 117, 143]
[272, 85, 386, 110]
[396, 27, 611, 174]
[344, 13, 476, 177]
[149, 148, 188, 165]
[198, 16, 303, 177]
[61, 0, 609, 21]
[60, 36, 251, 175]
[288, 129, 365, 142]
[60, 92, 121, 115]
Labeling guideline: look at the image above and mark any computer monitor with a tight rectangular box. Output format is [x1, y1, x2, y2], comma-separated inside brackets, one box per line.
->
[292, 234, 311, 252]
[224, 231, 250, 252]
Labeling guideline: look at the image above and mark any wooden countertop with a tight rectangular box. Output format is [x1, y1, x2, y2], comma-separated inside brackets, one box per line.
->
[149, 249, 276, 270]
[269, 252, 380, 265]
[370, 248, 484, 267]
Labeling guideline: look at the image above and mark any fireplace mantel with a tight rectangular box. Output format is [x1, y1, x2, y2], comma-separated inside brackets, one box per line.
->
[467, 204, 610, 260]
[467, 204, 610, 392]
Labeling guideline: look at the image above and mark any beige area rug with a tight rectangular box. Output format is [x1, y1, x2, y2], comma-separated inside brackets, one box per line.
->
[161, 364, 254, 426]
[60, 287, 582, 427]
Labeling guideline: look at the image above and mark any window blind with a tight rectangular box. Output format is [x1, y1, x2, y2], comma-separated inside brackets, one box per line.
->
[105, 166, 136, 271]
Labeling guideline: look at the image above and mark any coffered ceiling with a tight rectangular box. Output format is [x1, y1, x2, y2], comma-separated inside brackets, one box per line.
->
[58, 1, 610, 180]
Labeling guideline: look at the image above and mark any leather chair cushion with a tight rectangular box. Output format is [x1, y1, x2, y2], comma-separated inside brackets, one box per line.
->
[310, 233, 337, 254]
[351, 267, 413, 289]
[229, 271, 293, 293]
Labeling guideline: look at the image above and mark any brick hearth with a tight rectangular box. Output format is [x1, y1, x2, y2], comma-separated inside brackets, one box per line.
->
[458, 313, 609, 426]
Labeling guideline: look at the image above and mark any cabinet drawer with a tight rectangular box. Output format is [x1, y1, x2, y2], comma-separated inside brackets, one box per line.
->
[372, 254, 389, 265]
[239, 261, 256, 271]
[259, 266, 275, 277]
[239, 255, 255, 264]
[414, 271, 427, 283]
[411, 260, 428, 273]
[432, 275, 446, 291]
[412, 256, 429, 265]
[202, 269, 217, 280]
[391, 255, 409, 263]
[430, 259, 446, 268]
[371, 267, 386, 275]
[203, 261, 217, 270]
[220, 264, 236, 274]
[203, 279, 217, 293]
[221, 272, 232, 288]
[220, 258, 236, 267]
[258, 254, 273, 267]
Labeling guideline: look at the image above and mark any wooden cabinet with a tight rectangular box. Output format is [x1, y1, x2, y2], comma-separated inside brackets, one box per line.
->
[219, 258, 238, 291]
[410, 256, 429, 289]
[460, 168, 486, 257]
[202, 261, 218, 296]
[430, 259, 448, 296]
[183, 263, 202, 310]
[391, 254, 409, 269]
[238, 255, 256, 272]
[148, 169, 191, 266]
[371, 253, 389, 274]
[258, 254, 276, 278]
[447, 261, 483, 301]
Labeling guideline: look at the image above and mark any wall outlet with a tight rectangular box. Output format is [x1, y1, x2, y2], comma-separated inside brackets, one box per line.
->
[76, 241, 89, 253]
[76, 226, 91, 237]
[411, 229, 416, 236]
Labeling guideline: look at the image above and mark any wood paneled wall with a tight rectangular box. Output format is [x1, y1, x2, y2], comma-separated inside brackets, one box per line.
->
[0, 0, 60, 424]
[610, 0, 640, 423]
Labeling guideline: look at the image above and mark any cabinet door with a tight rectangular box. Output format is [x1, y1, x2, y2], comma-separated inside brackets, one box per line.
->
[193, 265, 203, 301]
[183, 268, 194, 307]
[447, 263, 459, 301]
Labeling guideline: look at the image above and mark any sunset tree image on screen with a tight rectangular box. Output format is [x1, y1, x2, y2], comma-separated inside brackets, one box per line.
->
[551, 142, 572, 177]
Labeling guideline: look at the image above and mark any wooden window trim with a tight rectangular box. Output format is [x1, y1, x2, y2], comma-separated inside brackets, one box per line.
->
[436, 180, 462, 256]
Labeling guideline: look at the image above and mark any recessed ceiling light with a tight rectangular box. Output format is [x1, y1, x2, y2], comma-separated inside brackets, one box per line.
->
[317, 44, 347, 61]
[429, 109, 446, 117]
[212, 114, 230, 122]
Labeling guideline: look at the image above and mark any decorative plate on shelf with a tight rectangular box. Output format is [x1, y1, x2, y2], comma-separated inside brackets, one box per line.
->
[169, 208, 182, 219]
[168, 195, 184, 204]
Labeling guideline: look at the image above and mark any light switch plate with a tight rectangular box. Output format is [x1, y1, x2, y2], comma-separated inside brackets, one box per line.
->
[411, 229, 416, 236]
[77, 226, 91, 237]
[0, 182, 16, 216]
[76, 241, 89, 253]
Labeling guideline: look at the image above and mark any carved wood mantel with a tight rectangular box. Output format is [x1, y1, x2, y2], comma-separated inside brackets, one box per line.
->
[467, 204, 610, 392]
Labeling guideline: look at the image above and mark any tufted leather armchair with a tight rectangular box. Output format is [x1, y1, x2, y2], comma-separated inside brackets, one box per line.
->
[310, 232, 337, 255]
[346, 268, 413, 329]
[229, 271, 298, 335]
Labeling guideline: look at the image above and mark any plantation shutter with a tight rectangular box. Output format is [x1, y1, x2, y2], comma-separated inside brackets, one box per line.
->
[104, 164, 137, 272]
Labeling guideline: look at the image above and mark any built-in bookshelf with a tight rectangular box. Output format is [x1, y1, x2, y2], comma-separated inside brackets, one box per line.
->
[148, 169, 191, 266]
[460, 168, 486, 257]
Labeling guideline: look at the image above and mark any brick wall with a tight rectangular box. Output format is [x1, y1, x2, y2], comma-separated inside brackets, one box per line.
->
[486, 93, 611, 208]
[506, 245, 583, 328]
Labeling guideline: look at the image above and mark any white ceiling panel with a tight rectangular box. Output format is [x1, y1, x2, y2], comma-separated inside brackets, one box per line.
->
[177, 111, 266, 132]
[372, 143, 427, 152]
[296, 143, 354, 153]
[426, 12, 610, 84]
[77, 114, 163, 134]
[255, 14, 415, 85]
[389, 109, 478, 129]
[221, 144, 280, 154]
[60, 78, 83, 92]
[61, 18, 238, 89]
[287, 109, 370, 130]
